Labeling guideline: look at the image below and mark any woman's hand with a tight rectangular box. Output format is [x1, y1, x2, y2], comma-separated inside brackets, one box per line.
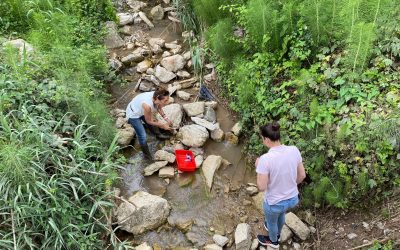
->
[165, 117, 173, 127]
[160, 122, 172, 131]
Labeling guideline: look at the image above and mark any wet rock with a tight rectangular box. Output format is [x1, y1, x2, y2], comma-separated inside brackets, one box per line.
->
[191, 117, 218, 131]
[183, 51, 191, 60]
[121, 50, 145, 64]
[252, 192, 264, 213]
[176, 173, 194, 187]
[127, 0, 147, 11]
[250, 239, 258, 250]
[117, 13, 134, 25]
[204, 244, 222, 250]
[143, 74, 160, 86]
[177, 125, 209, 147]
[143, 161, 169, 176]
[195, 155, 204, 168]
[211, 128, 224, 142]
[138, 12, 154, 28]
[121, 25, 134, 35]
[137, 60, 152, 73]
[116, 191, 170, 234]
[150, 5, 164, 20]
[213, 234, 228, 247]
[246, 186, 258, 196]
[177, 70, 191, 79]
[155, 103, 183, 129]
[154, 150, 176, 163]
[117, 126, 135, 146]
[285, 212, 310, 241]
[159, 167, 175, 178]
[205, 101, 218, 109]
[281, 225, 293, 243]
[161, 54, 186, 72]
[347, 233, 357, 240]
[202, 155, 223, 191]
[139, 80, 154, 92]
[182, 102, 205, 117]
[165, 41, 178, 49]
[155, 65, 176, 83]
[104, 22, 125, 49]
[115, 117, 128, 128]
[177, 90, 191, 101]
[231, 122, 242, 136]
[135, 242, 152, 250]
[203, 106, 216, 123]
[109, 58, 123, 71]
[189, 147, 204, 156]
[225, 132, 239, 145]
[235, 223, 251, 250]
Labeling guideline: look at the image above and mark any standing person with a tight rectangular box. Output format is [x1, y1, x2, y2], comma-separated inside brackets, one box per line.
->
[126, 88, 173, 160]
[256, 122, 306, 248]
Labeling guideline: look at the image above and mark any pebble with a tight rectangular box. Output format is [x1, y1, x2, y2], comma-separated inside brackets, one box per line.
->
[347, 233, 358, 240]
[362, 222, 370, 231]
[376, 222, 385, 230]
[293, 242, 301, 250]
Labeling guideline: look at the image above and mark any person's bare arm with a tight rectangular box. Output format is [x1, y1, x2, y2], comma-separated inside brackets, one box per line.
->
[257, 174, 269, 192]
[143, 103, 170, 130]
[296, 162, 306, 184]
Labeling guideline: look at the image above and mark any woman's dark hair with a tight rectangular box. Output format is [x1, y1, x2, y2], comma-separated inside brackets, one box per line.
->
[153, 87, 170, 100]
[260, 122, 281, 141]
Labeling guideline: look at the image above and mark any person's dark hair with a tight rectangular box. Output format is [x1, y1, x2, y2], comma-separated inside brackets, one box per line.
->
[153, 87, 170, 100]
[260, 122, 281, 141]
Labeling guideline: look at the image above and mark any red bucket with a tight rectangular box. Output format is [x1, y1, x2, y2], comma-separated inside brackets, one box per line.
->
[175, 150, 196, 172]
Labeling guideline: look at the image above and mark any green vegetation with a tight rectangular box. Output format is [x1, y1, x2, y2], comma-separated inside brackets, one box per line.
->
[183, 0, 400, 208]
[0, 0, 131, 249]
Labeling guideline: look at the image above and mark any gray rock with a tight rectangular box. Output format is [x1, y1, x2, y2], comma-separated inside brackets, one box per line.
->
[115, 117, 128, 128]
[155, 65, 176, 83]
[211, 128, 224, 142]
[252, 192, 264, 213]
[137, 60, 152, 73]
[117, 126, 135, 146]
[177, 90, 191, 101]
[155, 103, 183, 129]
[225, 132, 239, 145]
[111, 108, 125, 118]
[177, 70, 191, 79]
[293, 242, 301, 250]
[104, 22, 125, 49]
[201, 155, 222, 191]
[170, 45, 182, 54]
[250, 239, 258, 250]
[182, 102, 205, 117]
[142, 74, 160, 86]
[189, 147, 204, 156]
[159, 167, 175, 178]
[245, 186, 258, 196]
[149, 37, 165, 48]
[146, 68, 155, 75]
[139, 81, 154, 92]
[280, 225, 293, 243]
[143, 161, 169, 176]
[204, 244, 222, 250]
[195, 155, 204, 168]
[126, 0, 147, 11]
[231, 122, 242, 136]
[165, 41, 178, 49]
[191, 117, 218, 131]
[150, 5, 164, 20]
[203, 106, 216, 123]
[117, 13, 134, 26]
[117, 191, 170, 234]
[109, 58, 123, 71]
[3, 39, 34, 57]
[162, 51, 172, 57]
[121, 49, 145, 64]
[121, 25, 134, 35]
[204, 70, 217, 82]
[138, 11, 154, 28]
[177, 125, 209, 147]
[235, 223, 251, 250]
[160, 54, 186, 72]
[154, 150, 176, 163]
[213, 234, 229, 247]
[135, 242, 152, 250]
[285, 212, 311, 241]
[347, 233, 357, 240]
[205, 101, 218, 109]
[183, 51, 191, 60]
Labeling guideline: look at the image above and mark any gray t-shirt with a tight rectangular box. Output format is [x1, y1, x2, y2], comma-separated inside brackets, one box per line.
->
[126, 91, 155, 119]
[256, 145, 302, 205]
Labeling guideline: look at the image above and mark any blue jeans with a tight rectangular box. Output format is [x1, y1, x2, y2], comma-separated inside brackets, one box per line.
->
[128, 117, 147, 146]
[263, 195, 299, 242]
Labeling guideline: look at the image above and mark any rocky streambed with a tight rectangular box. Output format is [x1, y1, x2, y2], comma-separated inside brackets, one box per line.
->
[105, 0, 315, 249]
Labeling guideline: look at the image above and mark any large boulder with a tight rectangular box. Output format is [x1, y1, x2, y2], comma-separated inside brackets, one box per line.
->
[231, 122, 242, 136]
[104, 22, 125, 49]
[117, 126, 135, 146]
[137, 60, 152, 73]
[285, 212, 311, 241]
[235, 223, 252, 250]
[154, 150, 176, 163]
[280, 225, 293, 243]
[211, 128, 224, 142]
[160, 55, 186, 72]
[117, 13, 134, 26]
[177, 125, 209, 147]
[155, 65, 176, 83]
[156, 103, 183, 128]
[182, 102, 205, 117]
[116, 191, 170, 234]
[201, 155, 222, 191]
